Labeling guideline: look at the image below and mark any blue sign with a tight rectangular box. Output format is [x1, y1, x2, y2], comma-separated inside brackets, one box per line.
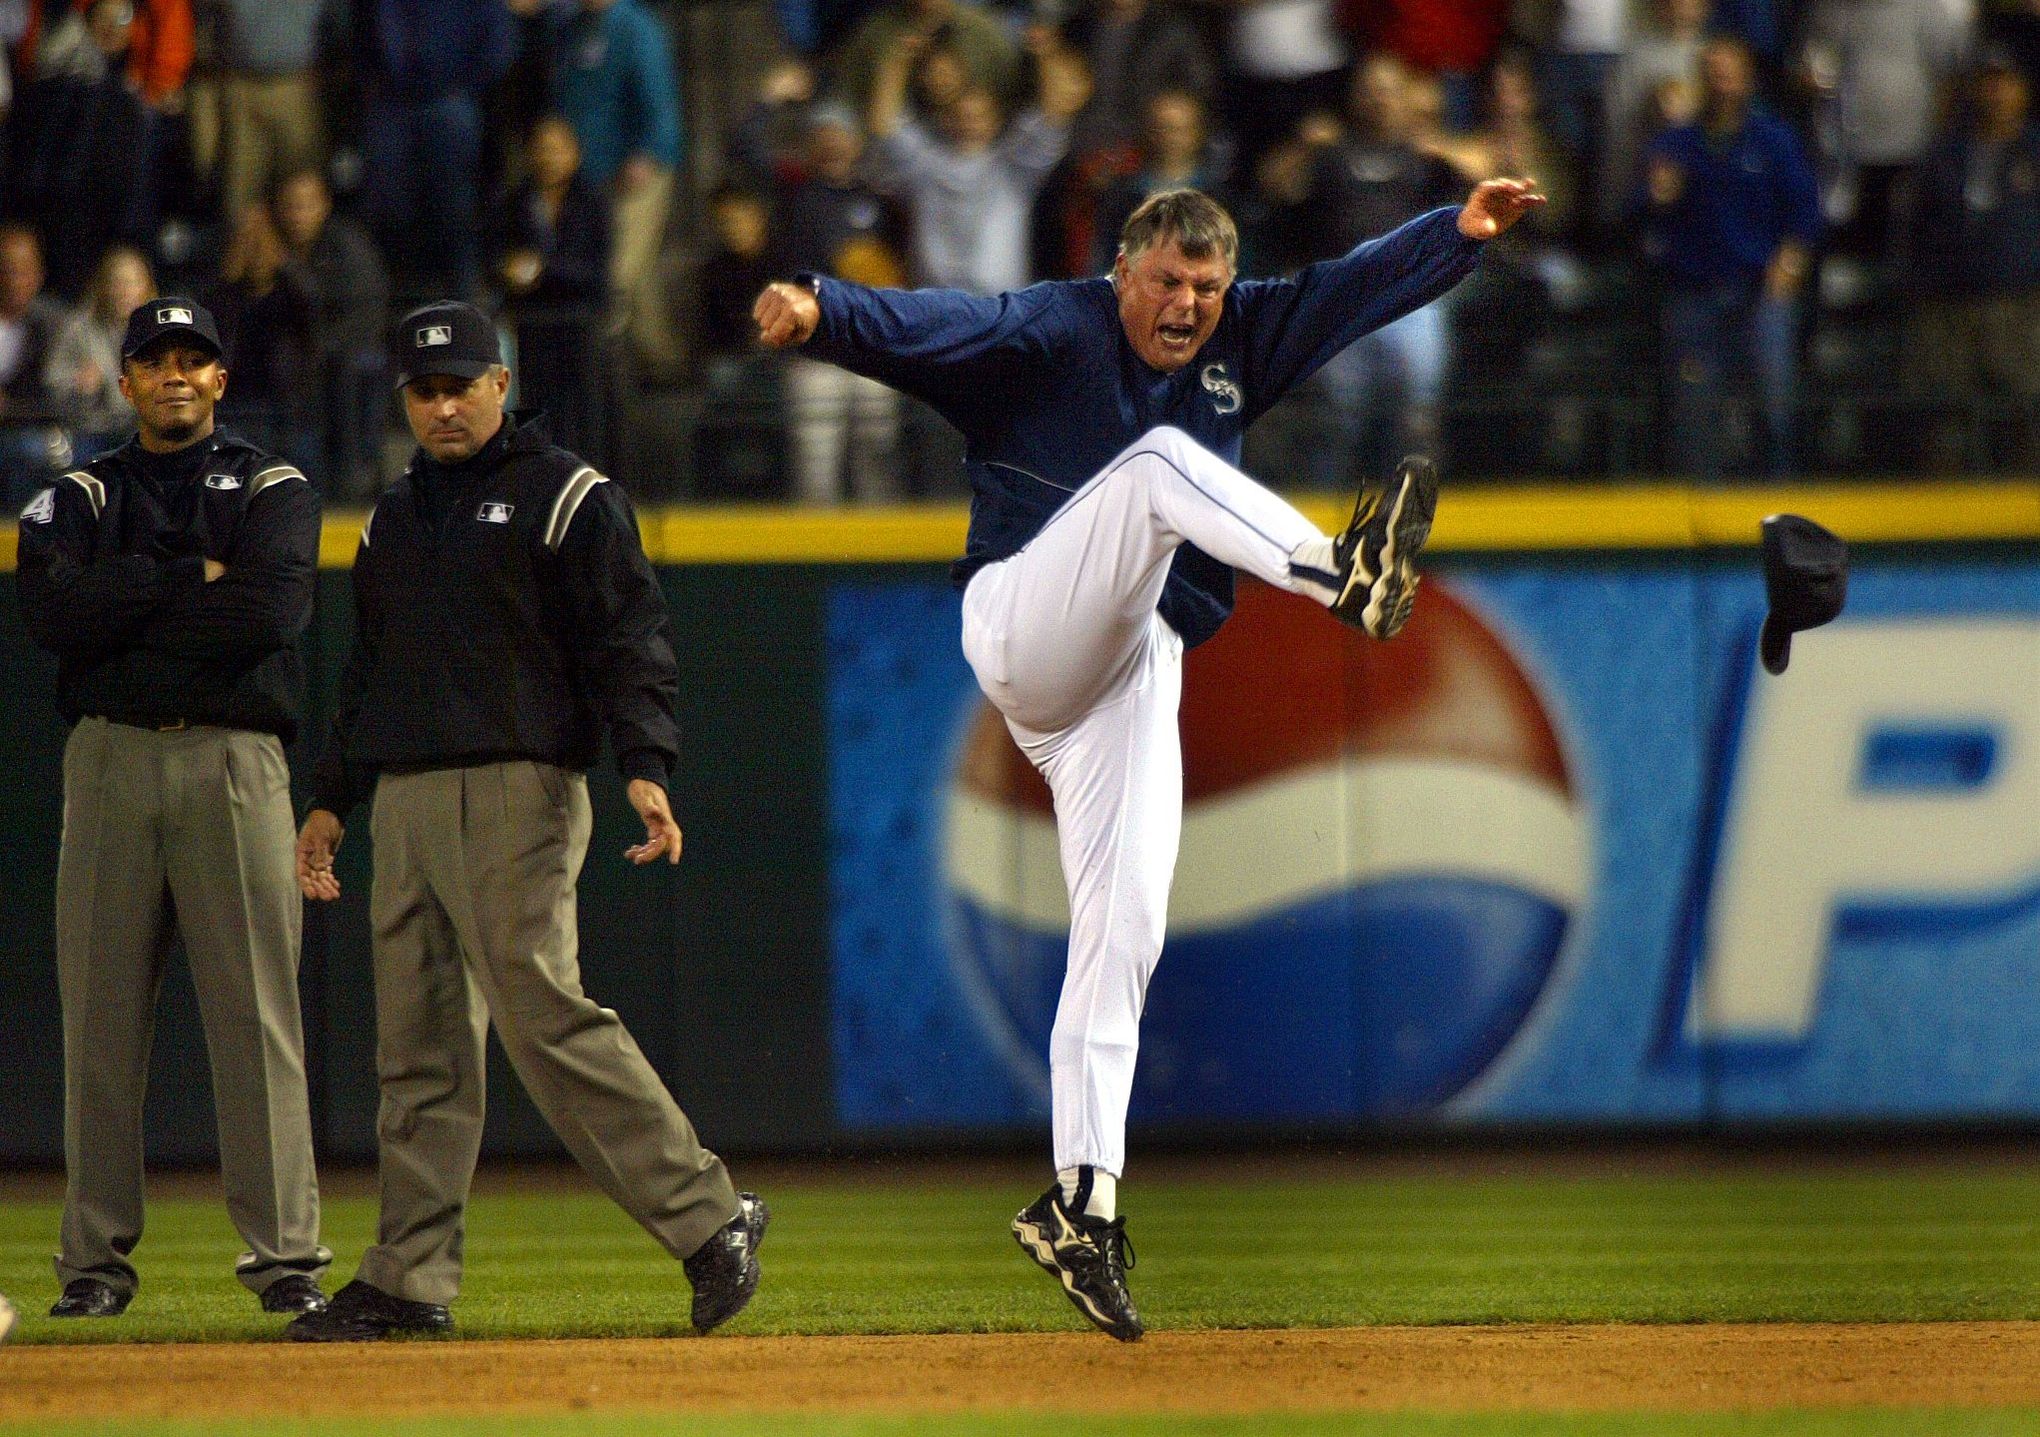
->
[828, 557, 2040, 1129]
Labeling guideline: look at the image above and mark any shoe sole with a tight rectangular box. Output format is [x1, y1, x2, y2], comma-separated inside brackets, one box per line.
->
[1337, 457, 1438, 640]
[693, 1195, 770, 1335]
[1011, 1212, 1143, 1342]
[0, 1294, 14, 1346]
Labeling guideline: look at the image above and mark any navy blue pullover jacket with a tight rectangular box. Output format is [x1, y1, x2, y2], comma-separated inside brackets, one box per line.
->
[801, 205, 1483, 648]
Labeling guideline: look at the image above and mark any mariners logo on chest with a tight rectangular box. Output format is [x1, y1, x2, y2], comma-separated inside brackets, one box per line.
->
[1199, 363, 1242, 416]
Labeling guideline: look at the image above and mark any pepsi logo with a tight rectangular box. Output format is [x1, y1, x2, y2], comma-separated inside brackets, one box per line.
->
[942, 579, 1587, 1119]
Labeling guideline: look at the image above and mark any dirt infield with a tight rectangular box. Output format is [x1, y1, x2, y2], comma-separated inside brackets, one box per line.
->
[6, 1324, 2040, 1420]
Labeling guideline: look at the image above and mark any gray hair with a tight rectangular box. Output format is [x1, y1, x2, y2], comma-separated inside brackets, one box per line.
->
[1117, 189, 1238, 272]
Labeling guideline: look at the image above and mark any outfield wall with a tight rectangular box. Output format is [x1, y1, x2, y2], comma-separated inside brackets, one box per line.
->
[0, 482, 2035, 1162]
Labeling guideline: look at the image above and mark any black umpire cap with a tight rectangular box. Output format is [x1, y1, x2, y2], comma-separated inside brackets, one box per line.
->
[1759, 513, 1848, 675]
[392, 301, 501, 388]
[122, 297, 223, 361]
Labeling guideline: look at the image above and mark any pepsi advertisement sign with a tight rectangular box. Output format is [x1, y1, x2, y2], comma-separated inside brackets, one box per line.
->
[826, 555, 2040, 1129]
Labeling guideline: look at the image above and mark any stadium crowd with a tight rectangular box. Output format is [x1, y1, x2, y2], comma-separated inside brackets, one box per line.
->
[0, 0, 2036, 503]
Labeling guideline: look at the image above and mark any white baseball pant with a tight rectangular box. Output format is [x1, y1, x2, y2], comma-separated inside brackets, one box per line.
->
[959, 425, 1330, 1177]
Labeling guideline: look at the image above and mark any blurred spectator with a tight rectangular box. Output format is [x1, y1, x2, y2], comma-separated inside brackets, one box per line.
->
[729, 55, 823, 186]
[1062, 0, 1214, 154]
[492, 114, 614, 466]
[1436, 51, 1579, 380]
[1796, 0, 1972, 257]
[0, 225, 65, 501]
[833, 0, 1021, 115]
[354, 0, 517, 301]
[273, 166, 390, 494]
[1600, 0, 1707, 230]
[1513, 0, 1628, 196]
[771, 101, 908, 501]
[8, 0, 153, 296]
[1261, 53, 1464, 479]
[866, 31, 1089, 293]
[1903, 49, 2040, 466]
[44, 242, 151, 458]
[698, 187, 776, 360]
[207, 202, 320, 469]
[1090, 88, 1227, 271]
[1638, 36, 1822, 479]
[1354, 0, 1511, 128]
[550, 0, 685, 372]
[1219, 0, 1350, 167]
[216, 0, 325, 218]
[1986, 0, 2040, 91]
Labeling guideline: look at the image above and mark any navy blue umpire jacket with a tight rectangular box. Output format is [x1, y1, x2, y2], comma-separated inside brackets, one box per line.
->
[800, 205, 1483, 648]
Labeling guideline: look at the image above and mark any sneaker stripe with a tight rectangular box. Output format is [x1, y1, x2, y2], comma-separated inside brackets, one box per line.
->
[1360, 470, 1415, 637]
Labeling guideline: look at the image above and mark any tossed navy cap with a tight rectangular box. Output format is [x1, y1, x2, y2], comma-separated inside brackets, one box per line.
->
[392, 301, 500, 387]
[1759, 513, 1848, 675]
[121, 297, 223, 360]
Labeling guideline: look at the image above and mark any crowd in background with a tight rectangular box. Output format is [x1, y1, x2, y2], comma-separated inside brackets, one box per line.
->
[1, 0, 2037, 504]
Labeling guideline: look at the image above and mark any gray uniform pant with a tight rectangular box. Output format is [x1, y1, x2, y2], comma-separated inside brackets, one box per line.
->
[55, 718, 331, 1298]
[355, 762, 738, 1306]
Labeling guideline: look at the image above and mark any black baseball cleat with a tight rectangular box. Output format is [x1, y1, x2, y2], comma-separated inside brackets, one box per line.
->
[1012, 1186, 1143, 1341]
[684, 1191, 769, 1334]
[50, 1278, 130, 1318]
[259, 1274, 329, 1315]
[285, 1279, 451, 1342]
[1322, 454, 1439, 640]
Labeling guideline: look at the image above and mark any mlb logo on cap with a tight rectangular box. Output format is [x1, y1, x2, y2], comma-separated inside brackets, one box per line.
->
[392, 301, 501, 387]
[121, 296, 223, 359]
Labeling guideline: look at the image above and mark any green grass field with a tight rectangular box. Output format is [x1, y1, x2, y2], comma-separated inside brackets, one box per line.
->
[3, 1163, 2038, 1343]
[3, 1162, 2037, 1436]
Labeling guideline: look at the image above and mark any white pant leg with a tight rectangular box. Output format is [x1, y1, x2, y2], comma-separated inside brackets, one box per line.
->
[957, 425, 1327, 1178]
[1014, 617, 1182, 1178]
[961, 424, 1326, 734]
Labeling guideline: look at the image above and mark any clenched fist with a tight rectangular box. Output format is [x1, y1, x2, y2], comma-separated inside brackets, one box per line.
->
[753, 281, 821, 349]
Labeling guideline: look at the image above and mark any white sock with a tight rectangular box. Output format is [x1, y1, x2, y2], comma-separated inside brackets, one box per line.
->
[1057, 1165, 1117, 1220]
[1287, 536, 1341, 606]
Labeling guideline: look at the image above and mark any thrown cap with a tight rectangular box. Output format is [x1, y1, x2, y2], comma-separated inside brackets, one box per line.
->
[1759, 513, 1848, 675]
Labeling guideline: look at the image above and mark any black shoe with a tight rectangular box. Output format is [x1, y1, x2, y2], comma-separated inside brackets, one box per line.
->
[259, 1274, 329, 1315]
[1327, 455, 1438, 640]
[684, 1191, 769, 1334]
[1011, 1186, 1143, 1341]
[49, 1278, 130, 1318]
[285, 1279, 451, 1342]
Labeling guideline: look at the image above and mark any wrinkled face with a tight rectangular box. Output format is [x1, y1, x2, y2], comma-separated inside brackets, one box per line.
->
[529, 119, 581, 188]
[120, 342, 226, 446]
[102, 251, 153, 321]
[941, 89, 1002, 151]
[273, 175, 331, 251]
[1115, 236, 1231, 372]
[1143, 93, 1204, 168]
[808, 121, 862, 183]
[402, 368, 509, 463]
[1700, 40, 1754, 112]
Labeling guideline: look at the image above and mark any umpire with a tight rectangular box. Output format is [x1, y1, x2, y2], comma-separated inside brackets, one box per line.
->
[15, 298, 332, 1319]
[288, 302, 765, 1341]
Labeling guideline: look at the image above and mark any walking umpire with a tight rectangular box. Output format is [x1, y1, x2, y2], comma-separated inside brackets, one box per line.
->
[288, 302, 766, 1341]
[15, 298, 332, 1320]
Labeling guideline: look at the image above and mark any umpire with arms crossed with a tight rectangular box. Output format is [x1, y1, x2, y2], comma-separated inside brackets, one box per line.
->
[16, 298, 332, 1320]
[289, 302, 766, 1341]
